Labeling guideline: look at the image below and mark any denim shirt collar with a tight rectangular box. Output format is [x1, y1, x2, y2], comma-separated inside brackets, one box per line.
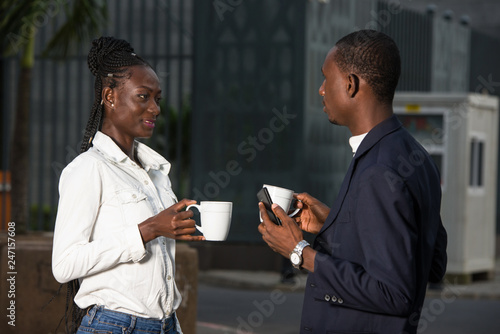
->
[92, 131, 171, 174]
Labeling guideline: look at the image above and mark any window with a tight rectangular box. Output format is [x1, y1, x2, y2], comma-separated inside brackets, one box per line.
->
[469, 137, 484, 188]
[397, 113, 446, 182]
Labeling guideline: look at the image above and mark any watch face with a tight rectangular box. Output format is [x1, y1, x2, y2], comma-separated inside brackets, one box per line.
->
[290, 252, 300, 265]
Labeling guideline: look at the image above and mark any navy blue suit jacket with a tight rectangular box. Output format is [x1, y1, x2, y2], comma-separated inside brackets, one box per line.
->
[301, 115, 447, 334]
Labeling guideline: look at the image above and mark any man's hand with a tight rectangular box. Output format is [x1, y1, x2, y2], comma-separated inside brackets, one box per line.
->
[139, 199, 206, 243]
[293, 193, 330, 235]
[258, 202, 303, 258]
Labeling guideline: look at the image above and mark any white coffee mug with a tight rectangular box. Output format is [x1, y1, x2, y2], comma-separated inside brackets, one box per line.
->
[260, 184, 301, 221]
[186, 201, 233, 241]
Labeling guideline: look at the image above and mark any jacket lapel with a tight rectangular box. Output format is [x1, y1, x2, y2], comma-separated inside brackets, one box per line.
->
[317, 156, 356, 236]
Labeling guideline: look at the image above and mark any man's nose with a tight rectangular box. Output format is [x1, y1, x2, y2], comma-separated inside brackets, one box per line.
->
[319, 80, 325, 96]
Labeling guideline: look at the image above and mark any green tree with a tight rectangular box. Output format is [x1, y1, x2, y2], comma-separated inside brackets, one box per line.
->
[0, 0, 108, 231]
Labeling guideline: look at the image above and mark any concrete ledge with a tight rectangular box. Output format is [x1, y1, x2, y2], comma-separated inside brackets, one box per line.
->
[0, 232, 198, 334]
[175, 242, 199, 334]
[1, 232, 66, 334]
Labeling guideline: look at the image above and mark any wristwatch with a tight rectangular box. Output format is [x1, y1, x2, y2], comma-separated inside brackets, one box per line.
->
[290, 240, 310, 269]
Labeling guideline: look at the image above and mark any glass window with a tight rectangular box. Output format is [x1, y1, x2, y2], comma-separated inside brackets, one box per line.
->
[469, 138, 484, 188]
[397, 114, 444, 146]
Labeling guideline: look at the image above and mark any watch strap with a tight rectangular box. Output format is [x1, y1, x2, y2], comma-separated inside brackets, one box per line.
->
[290, 240, 310, 269]
[293, 240, 310, 255]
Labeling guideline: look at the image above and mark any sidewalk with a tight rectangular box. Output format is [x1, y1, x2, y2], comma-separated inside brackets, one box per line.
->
[199, 259, 500, 299]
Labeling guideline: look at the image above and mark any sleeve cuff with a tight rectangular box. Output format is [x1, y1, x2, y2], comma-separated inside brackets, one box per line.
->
[124, 225, 147, 262]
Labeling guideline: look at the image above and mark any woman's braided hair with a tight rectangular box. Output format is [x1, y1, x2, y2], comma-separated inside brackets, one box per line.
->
[80, 36, 150, 153]
[65, 37, 150, 333]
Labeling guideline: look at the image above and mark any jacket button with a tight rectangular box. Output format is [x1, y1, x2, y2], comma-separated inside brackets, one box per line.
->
[331, 296, 337, 302]
[324, 294, 331, 302]
[338, 298, 344, 304]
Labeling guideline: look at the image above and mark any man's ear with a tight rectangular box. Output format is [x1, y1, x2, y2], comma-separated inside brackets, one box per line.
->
[347, 73, 360, 98]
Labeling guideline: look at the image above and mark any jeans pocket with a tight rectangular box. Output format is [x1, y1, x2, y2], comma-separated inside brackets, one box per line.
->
[76, 312, 122, 334]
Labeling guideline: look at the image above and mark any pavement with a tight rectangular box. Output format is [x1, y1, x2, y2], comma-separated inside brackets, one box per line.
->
[198, 258, 500, 299]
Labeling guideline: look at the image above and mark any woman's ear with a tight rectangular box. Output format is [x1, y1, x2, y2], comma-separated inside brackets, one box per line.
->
[101, 87, 114, 109]
[347, 73, 360, 98]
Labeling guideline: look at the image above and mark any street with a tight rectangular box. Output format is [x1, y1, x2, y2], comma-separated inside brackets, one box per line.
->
[196, 283, 500, 334]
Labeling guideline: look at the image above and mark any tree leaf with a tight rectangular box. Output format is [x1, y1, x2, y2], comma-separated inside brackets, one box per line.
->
[41, 0, 109, 58]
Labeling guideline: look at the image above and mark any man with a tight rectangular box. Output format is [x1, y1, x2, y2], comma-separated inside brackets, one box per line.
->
[258, 30, 447, 333]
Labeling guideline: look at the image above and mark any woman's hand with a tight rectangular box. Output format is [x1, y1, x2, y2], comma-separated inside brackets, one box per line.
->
[139, 199, 205, 243]
[293, 193, 330, 235]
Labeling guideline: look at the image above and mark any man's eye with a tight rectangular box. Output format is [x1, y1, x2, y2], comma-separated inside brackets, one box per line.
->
[139, 94, 148, 99]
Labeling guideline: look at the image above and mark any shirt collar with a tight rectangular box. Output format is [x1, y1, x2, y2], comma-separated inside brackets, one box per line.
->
[349, 132, 368, 155]
[92, 131, 171, 173]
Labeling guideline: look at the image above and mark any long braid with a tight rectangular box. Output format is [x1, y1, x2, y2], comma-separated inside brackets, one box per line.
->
[80, 78, 104, 152]
[65, 37, 150, 334]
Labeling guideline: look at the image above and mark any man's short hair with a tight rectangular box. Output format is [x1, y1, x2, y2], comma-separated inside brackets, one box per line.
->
[334, 30, 401, 104]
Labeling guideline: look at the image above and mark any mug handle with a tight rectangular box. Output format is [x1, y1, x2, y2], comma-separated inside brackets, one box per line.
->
[186, 204, 203, 234]
[288, 207, 301, 218]
[288, 199, 302, 218]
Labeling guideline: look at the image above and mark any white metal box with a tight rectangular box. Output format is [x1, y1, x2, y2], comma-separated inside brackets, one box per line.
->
[393, 92, 498, 278]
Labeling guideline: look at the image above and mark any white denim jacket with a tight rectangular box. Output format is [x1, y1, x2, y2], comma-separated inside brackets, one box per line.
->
[52, 131, 182, 325]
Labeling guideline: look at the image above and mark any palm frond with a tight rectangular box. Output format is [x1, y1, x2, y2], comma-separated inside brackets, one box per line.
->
[0, 0, 50, 56]
[41, 0, 108, 58]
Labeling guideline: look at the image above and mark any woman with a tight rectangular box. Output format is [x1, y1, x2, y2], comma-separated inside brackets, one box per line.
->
[52, 36, 204, 334]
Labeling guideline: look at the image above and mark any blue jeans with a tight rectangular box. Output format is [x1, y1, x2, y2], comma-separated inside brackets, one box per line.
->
[77, 305, 180, 334]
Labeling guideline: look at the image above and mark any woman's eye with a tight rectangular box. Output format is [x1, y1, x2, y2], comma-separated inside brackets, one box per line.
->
[156, 97, 162, 104]
[138, 94, 148, 99]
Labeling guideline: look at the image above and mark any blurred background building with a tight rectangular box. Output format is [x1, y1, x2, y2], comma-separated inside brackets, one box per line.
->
[1, 0, 499, 273]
